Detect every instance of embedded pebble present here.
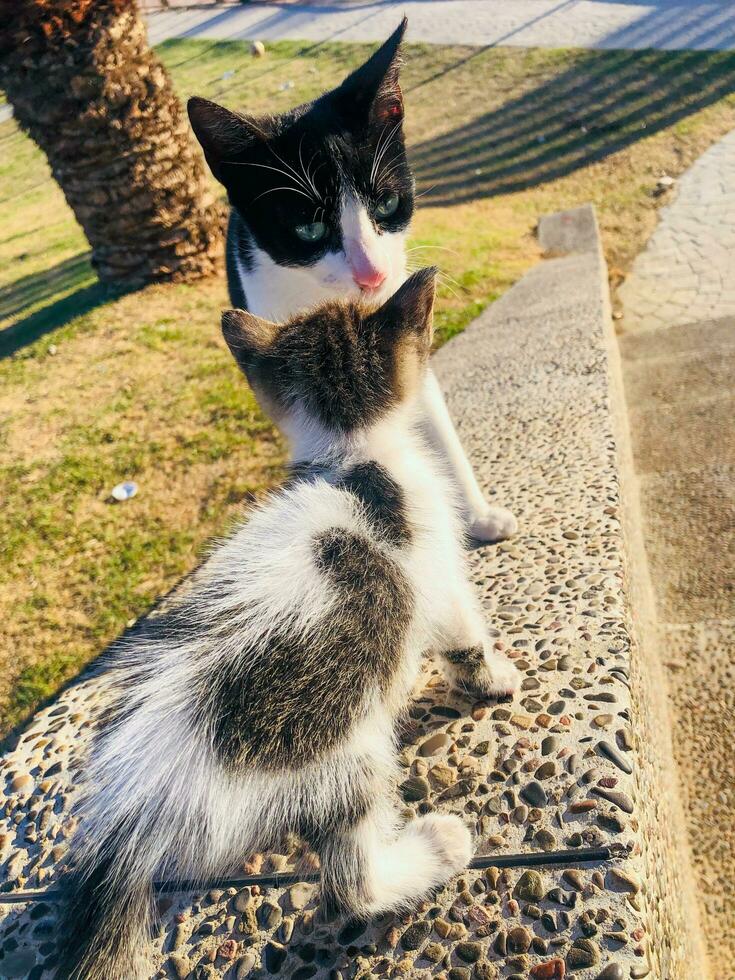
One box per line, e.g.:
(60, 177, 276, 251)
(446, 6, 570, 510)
(258, 901, 282, 931)
(419, 733, 451, 757)
(597, 741, 633, 774)
(507, 926, 531, 953)
(288, 883, 314, 911)
(514, 870, 545, 902)
(521, 780, 547, 807)
(169, 953, 191, 980)
(596, 965, 625, 980)
(535, 761, 556, 780)
(610, 868, 641, 894)
(400, 919, 431, 950)
(566, 939, 600, 967)
(563, 869, 584, 891)
(264, 941, 287, 973)
(400, 775, 430, 801)
(530, 960, 566, 978)
(592, 786, 634, 813)
(535, 829, 556, 851)
(456, 940, 483, 962)
(233, 888, 251, 912)
(236, 953, 256, 978)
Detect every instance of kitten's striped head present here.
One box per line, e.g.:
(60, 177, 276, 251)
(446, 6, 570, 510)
(222, 267, 436, 435)
(188, 20, 412, 311)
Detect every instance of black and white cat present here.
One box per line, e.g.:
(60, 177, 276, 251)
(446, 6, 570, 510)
(188, 20, 517, 543)
(57, 271, 520, 980)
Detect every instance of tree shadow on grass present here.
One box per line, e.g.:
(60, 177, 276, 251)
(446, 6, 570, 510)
(0, 253, 112, 359)
(410, 49, 735, 208)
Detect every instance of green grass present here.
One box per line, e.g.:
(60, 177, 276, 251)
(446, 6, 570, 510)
(1, 37, 734, 739)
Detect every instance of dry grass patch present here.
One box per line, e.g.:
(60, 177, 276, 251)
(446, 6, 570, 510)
(1, 38, 734, 738)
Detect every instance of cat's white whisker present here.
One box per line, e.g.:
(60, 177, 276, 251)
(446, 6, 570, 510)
(406, 244, 460, 258)
(298, 135, 323, 204)
(269, 143, 316, 199)
(251, 185, 315, 205)
(370, 121, 395, 187)
(371, 121, 402, 191)
(226, 160, 317, 202)
(437, 269, 465, 291)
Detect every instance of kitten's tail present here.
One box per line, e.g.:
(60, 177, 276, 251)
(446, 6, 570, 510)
(56, 821, 156, 980)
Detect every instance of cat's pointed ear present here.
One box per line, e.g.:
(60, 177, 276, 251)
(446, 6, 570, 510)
(188, 97, 272, 182)
(377, 266, 437, 338)
(221, 309, 278, 371)
(336, 18, 406, 127)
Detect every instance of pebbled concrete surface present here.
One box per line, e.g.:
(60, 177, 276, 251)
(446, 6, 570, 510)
(145, 0, 735, 52)
(0, 207, 702, 978)
(620, 127, 735, 977)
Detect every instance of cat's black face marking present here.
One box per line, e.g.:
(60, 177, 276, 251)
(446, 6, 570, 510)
(221, 267, 437, 435)
(188, 20, 414, 272)
(338, 462, 411, 546)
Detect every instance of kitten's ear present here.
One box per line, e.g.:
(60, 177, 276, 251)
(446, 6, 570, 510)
(377, 266, 437, 338)
(221, 309, 278, 371)
(188, 97, 271, 182)
(336, 18, 406, 126)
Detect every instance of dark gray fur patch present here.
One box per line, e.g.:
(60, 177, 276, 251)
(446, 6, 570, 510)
(202, 529, 412, 772)
(243, 303, 405, 432)
(443, 645, 485, 668)
(338, 461, 410, 546)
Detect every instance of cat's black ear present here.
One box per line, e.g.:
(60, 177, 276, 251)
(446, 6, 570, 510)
(221, 309, 278, 371)
(188, 97, 272, 182)
(336, 18, 407, 127)
(377, 266, 437, 336)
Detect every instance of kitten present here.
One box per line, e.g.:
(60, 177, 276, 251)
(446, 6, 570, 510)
(57, 269, 519, 980)
(187, 20, 518, 543)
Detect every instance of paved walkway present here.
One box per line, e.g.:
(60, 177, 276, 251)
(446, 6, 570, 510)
(146, 0, 735, 52)
(619, 128, 735, 331)
(619, 125, 735, 975)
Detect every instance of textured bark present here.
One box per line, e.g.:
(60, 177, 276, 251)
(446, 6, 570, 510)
(0, 0, 224, 287)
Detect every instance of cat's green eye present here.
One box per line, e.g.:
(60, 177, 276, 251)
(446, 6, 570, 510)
(374, 192, 400, 220)
(295, 221, 328, 243)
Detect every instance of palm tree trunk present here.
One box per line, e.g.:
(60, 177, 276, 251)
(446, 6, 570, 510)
(0, 0, 224, 287)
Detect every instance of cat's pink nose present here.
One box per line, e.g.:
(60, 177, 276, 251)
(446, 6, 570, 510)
(353, 268, 386, 290)
(345, 238, 387, 291)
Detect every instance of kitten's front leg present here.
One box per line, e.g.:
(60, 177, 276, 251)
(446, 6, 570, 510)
(435, 589, 520, 700)
(420, 370, 518, 543)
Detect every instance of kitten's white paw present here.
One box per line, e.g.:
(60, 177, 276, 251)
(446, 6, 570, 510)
(417, 813, 473, 873)
(481, 655, 522, 698)
(450, 649, 521, 700)
(469, 505, 518, 542)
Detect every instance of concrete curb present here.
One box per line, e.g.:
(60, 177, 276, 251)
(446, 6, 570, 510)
(0, 208, 702, 979)
(586, 208, 709, 980)
(541, 204, 709, 977)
